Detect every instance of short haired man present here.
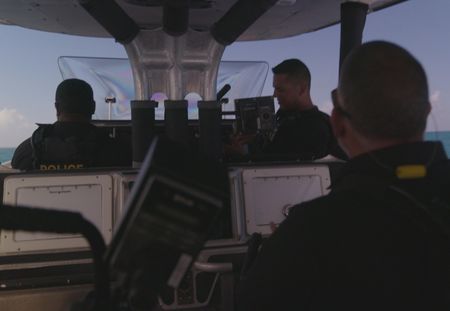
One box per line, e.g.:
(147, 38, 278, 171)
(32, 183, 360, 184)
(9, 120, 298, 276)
(237, 41, 450, 310)
(265, 58, 339, 159)
(12, 79, 131, 170)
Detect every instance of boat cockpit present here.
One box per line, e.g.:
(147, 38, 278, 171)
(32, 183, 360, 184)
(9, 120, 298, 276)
(0, 0, 407, 310)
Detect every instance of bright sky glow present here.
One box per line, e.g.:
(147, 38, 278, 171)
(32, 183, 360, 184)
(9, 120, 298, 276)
(0, 0, 448, 147)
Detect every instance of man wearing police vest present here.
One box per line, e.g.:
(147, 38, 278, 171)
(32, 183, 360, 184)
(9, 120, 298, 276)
(12, 79, 130, 170)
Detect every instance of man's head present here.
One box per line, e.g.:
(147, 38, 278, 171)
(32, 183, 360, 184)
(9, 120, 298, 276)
(55, 79, 95, 122)
(331, 41, 431, 158)
(272, 59, 312, 111)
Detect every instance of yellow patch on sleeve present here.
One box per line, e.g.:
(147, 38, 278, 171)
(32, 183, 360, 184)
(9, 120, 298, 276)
(395, 165, 427, 179)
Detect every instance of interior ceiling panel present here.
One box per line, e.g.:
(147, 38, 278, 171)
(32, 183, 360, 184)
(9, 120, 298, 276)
(0, 0, 407, 41)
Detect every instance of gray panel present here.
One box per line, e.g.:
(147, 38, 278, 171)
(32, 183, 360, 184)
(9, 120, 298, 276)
(234, 164, 331, 236)
(1, 174, 113, 254)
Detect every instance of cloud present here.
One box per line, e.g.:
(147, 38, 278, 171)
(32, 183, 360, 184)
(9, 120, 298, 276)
(0, 108, 35, 147)
(0, 108, 30, 128)
(427, 90, 450, 132)
(320, 100, 333, 115)
(430, 90, 441, 106)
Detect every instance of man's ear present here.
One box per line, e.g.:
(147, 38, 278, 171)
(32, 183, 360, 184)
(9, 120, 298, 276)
(331, 108, 346, 138)
(298, 81, 308, 97)
(55, 102, 60, 116)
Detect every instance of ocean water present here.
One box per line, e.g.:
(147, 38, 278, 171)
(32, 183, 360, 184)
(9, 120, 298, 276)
(425, 131, 450, 156)
(0, 148, 15, 163)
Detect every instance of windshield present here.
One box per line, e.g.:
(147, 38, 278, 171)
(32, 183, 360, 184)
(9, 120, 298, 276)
(58, 57, 269, 120)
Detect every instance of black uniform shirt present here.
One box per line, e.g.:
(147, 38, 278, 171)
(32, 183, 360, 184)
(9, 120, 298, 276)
(238, 142, 450, 311)
(12, 121, 131, 170)
(263, 106, 338, 159)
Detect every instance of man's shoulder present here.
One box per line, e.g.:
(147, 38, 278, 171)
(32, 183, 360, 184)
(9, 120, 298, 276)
(286, 191, 361, 226)
(284, 107, 330, 128)
(11, 137, 33, 169)
(304, 107, 331, 123)
(281, 115, 324, 130)
(16, 137, 32, 149)
(287, 193, 337, 219)
(431, 159, 450, 174)
(288, 160, 450, 222)
(292, 191, 346, 210)
(317, 109, 331, 121)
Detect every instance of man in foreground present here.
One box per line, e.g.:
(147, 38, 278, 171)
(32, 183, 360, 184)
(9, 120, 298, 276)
(238, 41, 450, 310)
(12, 79, 130, 170)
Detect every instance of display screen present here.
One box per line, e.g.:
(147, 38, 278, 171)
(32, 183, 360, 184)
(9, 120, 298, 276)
(131, 178, 221, 254)
(235, 96, 275, 134)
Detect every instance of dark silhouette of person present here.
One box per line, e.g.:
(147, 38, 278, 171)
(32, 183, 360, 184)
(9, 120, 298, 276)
(12, 79, 131, 170)
(228, 59, 342, 160)
(266, 59, 338, 158)
(238, 41, 450, 311)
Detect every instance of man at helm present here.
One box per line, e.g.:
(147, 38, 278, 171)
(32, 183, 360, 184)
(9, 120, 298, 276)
(229, 59, 342, 159)
(266, 58, 338, 158)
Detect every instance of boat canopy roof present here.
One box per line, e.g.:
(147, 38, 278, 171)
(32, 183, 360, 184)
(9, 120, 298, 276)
(0, 0, 406, 41)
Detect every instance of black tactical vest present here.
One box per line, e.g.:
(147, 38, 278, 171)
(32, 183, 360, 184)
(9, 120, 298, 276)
(30, 124, 108, 170)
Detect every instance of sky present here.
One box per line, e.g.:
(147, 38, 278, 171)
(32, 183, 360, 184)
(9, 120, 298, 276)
(0, 0, 449, 147)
